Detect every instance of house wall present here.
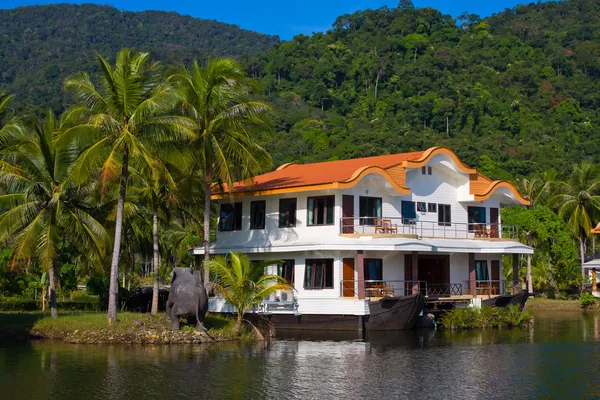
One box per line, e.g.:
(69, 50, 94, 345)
(215, 156, 510, 249)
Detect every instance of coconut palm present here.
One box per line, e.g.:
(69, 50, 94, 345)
(168, 59, 272, 285)
(0, 110, 110, 318)
(517, 170, 557, 207)
(61, 49, 194, 323)
(552, 161, 600, 274)
(128, 158, 181, 314)
(206, 252, 290, 338)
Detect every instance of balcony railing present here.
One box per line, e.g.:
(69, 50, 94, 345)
(340, 217, 519, 240)
(340, 280, 519, 298)
(340, 280, 426, 298)
(463, 280, 519, 296)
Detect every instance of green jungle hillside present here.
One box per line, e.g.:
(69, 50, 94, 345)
(0, 4, 278, 113)
(2, 1, 600, 179)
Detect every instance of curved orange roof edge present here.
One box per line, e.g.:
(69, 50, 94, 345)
(592, 222, 600, 234)
(276, 162, 299, 171)
(474, 180, 530, 205)
(210, 166, 411, 199)
(336, 165, 410, 194)
(402, 146, 477, 174)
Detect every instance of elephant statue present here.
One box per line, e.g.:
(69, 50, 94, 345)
(166, 267, 209, 331)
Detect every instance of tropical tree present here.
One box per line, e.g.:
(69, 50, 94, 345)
(552, 161, 600, 274)
(62, 49, 194, 323)
(128, 158, 180, 315)
(206, 252, 290, 338)
(0, 110, 110, 318)
(169, 58, 272, 284)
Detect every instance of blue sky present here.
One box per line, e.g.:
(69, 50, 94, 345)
(2, 1, 536, 39)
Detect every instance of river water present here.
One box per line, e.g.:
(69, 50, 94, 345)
(1, 311, 600, 400)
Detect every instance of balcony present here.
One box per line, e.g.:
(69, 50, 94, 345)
(340, 217, 519, 240)
(340, 279, 519, 299)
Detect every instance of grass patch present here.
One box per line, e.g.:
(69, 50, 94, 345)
(0, 311, 253, 344)
(439, 305, 531, 330)
(526, 296, 600, 312)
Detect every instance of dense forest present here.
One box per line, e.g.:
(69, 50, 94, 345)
(0, 4, 278, 114)
(2, 2, 600, 179)
(252, 0, 600, 179)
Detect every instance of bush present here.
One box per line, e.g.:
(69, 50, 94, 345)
(439, 305, 530, 329)
(580, 292, 596, 309)
(0, 296, 101, 312)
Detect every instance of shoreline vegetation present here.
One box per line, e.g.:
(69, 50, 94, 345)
(439, 305, 531, 330)
(0, 312, 261, 344)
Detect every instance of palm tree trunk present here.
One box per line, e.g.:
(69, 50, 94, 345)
(527, 234, 533, 293)
(527, 255, 533, 293)
(580, 234, 586, 293)
(108, 145, 129, 324)
(151, 203, 159, 315)
(48, 260, 58, 319)
(203, 177, 211, 286)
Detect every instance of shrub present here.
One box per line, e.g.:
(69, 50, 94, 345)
(580, 292, 596, 309)
(0, 296, 101, 312)
(439, 305, 530, 329)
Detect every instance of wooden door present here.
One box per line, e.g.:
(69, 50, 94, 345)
(342, 258, 355, 297)
(490, 208, 499, 238)
(404, 254, 413, 295)
(342, 195, 354, 233)
(491, 260, 500, 294)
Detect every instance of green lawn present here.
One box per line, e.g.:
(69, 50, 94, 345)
(0, 311, 243, 343)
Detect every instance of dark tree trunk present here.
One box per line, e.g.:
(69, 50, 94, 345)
(151, 203, 159, 315)
(203, 177, 212, 287)
(108, 145, 129, 324)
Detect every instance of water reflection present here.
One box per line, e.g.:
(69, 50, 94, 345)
(0, 312, 600, 399)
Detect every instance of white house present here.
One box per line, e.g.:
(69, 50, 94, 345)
(195, 146, 533, 330)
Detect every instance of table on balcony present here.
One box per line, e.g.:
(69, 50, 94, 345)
(365, 283, 394, 297)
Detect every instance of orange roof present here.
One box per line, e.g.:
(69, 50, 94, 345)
(226, 151, 424, 193)
(212, 146, 530, 205)
(592, 222, 600, 234)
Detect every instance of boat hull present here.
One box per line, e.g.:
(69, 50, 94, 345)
(262, 293, 425, 331)
(482, 291, 529, 309)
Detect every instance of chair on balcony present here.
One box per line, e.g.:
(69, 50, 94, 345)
(474, 224, 489, 238)
(375, 219, 398, 234)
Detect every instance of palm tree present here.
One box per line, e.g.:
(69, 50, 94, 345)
(517, 170, 557, 207)
(128, 158, 180, 314)
(169, 58, 272, 285)
(552, 161, 600, 274)
(0, 110, 110, 318)
(61, 49, 194, 323)
(206, 252, 290, 339)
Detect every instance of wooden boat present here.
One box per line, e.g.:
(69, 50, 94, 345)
(263, 293, 425, 332)
(482, 291, 529, 309)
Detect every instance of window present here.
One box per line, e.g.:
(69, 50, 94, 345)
(401, 200, 416, 224)
(364, 259, 383, 281)
(278, 260, 295, 286)
(428, 203, 437, 213)
(304, 259, 334, 289)
(427, 166, 432, 175)
(307, 196, 334, 226)
(359, 197, 382, 225)
(438, 204, 451, 226)
(475, 260, 489, 281)
(219, 202, 242, 231)
(421, 166, 427, 175)
(417, 202, 427, 212)
(279, 198, 297, 227)
(468, 206, 486, 231)
(250, 201, 266, 229)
